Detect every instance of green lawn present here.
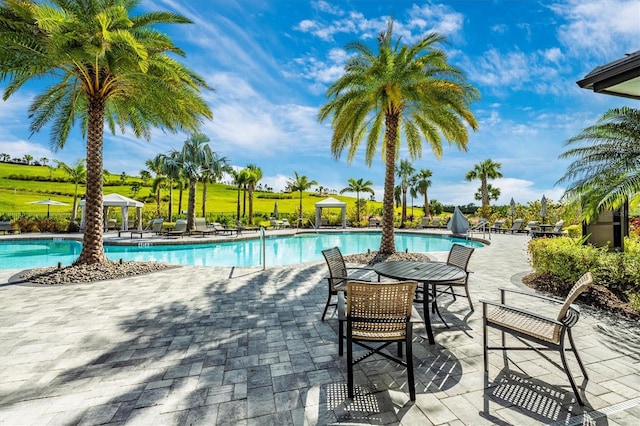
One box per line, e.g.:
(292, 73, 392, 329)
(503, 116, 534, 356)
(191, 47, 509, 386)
(0, 162, 383, 222)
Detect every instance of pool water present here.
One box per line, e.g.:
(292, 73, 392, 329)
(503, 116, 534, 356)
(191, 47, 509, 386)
(0, 233, 482, 269)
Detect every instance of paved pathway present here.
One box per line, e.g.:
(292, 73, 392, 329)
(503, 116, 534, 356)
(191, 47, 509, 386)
(1, 232, 639, 425)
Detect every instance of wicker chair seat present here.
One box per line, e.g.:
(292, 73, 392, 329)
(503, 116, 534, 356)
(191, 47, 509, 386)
(485, 305, 560, 344)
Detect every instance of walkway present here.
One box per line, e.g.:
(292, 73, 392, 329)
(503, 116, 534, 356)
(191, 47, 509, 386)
(1, 233, 639, 425)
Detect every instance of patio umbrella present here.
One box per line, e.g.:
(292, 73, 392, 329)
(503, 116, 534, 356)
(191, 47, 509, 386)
(510, 198, 516, 225)
(447, 206, 469, 235)
(273, 201, 279, 219)
(27, 198, 68, 218)
(540, 195, 547, 223)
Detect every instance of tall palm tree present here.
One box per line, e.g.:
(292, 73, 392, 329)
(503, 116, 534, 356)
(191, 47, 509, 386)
(318, 20, 479, 254)
(201, 153, 230, 218)
(55, 159, 86, 220)
(557, 107, 640, 222)
(287, 171, 317, 226)
(244, 164, 263, 224)
(146, 155, 166, 218)
(396, 159, 415, 227)
(465, 159, 503, 217)
(411, 169, 433, 218)
(340, 178, 374, 223)
(171, 133, 214, 230)
(159, 152, 183, 221)
(474, 183, 500, 203)
(0, 0, 212, 265)
(230, 169, 249, 220)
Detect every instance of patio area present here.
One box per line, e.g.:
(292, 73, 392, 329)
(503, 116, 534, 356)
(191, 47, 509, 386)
(1, 233, 639, 425)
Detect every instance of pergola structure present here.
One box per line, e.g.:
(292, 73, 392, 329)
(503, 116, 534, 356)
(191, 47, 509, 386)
(314, 197, 347, 229)
(80, 193, 144, 231)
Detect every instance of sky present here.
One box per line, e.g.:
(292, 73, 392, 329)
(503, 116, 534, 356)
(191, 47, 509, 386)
(1, 0, 639, 206)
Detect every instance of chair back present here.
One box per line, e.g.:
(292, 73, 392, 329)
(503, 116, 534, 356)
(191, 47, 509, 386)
(194, 217, 207, 231)
(151, 219, 164, 233)
(322, 247, 347, 290)
(509, 218, 524, 231)
(557, 272, 593, 322)
(173, 220, 187, 232)
(447, 243, 474, 272)
(492, 220, 503, 229)
(346, 280, 417, 340)
(553, 220, 565, 233)
(421, 217, 430, 227)
(432, 217, 441, 226)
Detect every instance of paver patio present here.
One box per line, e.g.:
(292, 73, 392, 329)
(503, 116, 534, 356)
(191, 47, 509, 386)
(1, 232, 639, 425)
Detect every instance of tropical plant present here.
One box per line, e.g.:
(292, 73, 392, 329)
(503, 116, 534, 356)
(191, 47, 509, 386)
(55, 159, 86, 220)
(201, 153, 230, 218)
(557, 107, 640, 222)
(146, 155, 167, 218)
(411, 169, 433, 218)
(170, 133, 215, 230)
(340, 178, 374, 223)
(465, 159, 503, 217)
(244, 164, 263, 223)
(139, 170, 151, 185)
(318, 20, 479, 254)
(23, 154, 33, 165)
(0, 0, 212, 264)
(39, 157, 49, 166)
(396, 159, 415, 227)
(230, 169, 248, 220)
(474, 183, 500, 203)
(287, 171, 317, 225)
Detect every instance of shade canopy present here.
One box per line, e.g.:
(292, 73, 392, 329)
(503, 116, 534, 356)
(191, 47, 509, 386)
(314, 197, 347, 229)
(79, 193, 144, 231)
(509, 198, 516, 217)
(447, 206, 469, 235)
(540, 195, 548, 220)
(28, 198, 69, 218)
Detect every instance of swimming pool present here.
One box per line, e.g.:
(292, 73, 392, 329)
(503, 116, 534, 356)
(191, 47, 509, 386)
(0, 233, 483, 269)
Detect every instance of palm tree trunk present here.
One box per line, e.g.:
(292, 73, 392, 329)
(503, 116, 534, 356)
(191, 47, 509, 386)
(168, 179, 173, 221)
(248, 185, 255, 223)
(242, 187, 247, 217)
(356, 191, 360, 223)
(202, 180, 208, 218)
(380, 114, 398, 255)
(424, 192, 430, 218)
(188, 178, 197, 230)
(75, 96, 107, 265)
(236, 187, 241, 219)
(401, 186, 407, 227)
(178, 183, 184, 216)
(72, 182, 79, 221)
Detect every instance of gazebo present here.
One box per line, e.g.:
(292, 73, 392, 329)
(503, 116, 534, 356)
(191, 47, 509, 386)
(314, 197, 347, 229)
(79, 193, 144, 231)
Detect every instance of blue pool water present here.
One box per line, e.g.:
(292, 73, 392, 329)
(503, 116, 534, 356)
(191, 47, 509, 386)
(0, 233, 482, 269)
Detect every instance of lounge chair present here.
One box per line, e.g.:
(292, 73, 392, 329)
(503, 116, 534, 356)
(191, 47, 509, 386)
(421, 216, 430, 228)
(320, 246, 375, 321)
(212, 222, 236, 236)
(368, 217, 378, 227)
(190, 217, 216, 237)
(270, 218, 283, 229)
(164, 219, 187, 238)
(481, 272, 593, 405)
(531, 220, 566, 238)
(129, 218, 164, 238)
(338, 280, 420, 401)
(489, 220, 504, 233)
(503, 218, 524, 234)
(522, 220, 540, 235)
(431, 217, 442, 228)
(281, 218, 292, 228)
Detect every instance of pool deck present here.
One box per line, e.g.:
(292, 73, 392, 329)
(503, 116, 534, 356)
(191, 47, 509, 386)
(1, 230, 639, 425)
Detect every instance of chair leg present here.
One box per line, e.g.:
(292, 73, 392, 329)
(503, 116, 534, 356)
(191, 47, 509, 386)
(406, 327, 416, 401)
(483, 313, 489, 372)
(339, 319, 344, 356)
(465, 284, 474, 311)
(559, 337, 584, 406)
(347, 323, 354, 399)
(321, 294, 332, 321)
(567, 329, 588, 379)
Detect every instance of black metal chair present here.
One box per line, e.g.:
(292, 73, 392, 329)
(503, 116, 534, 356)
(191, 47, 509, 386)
(338, 280, 419, 401)
(481, 272, 593, 405)
(320, 247, 373, 321)
(436, 243, 475, 311)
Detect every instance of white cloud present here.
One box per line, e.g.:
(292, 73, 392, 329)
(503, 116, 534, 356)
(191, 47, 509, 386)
(313, 0, 344, 16)
(0, 140, 54, 161)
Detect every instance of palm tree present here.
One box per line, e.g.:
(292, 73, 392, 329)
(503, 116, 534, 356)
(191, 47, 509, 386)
(396, 159, 415, 227)
(139, 170, 151, 185)
(244, 164, 263, 224)
(287, 171, 317, 226)
(0, 0, 212, 265)
(159, 152, 182, 221)
(201, 153, 230, 217)
(146, 155, 167, 218)
(557, 107, 640, 222)
(55, 159, 86, 220)
(318, 20, 479, 254)
(23, 154, 33, 165)
(465, 159, 503, 217)
(340, 178, 374, 223)
(171, 133, 214, 230)
(411, 169, 433, 218)
(474, 183, 500, 203)
(230, 169, 248, 220)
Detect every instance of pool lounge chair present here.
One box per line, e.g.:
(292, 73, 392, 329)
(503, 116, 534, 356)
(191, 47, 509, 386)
(212, 222, 237, 236)
(522, 220, 540, 235)
(164, 219, 187, 238)
(190, 217, 216, 237)
(489, 220, 504, 233)
(281, 218, 292, 228)
(503, 218, 524, 234)
(531, 220, 566, 238)
(270, 218, 284, 229)
(129, 218, 164, 238)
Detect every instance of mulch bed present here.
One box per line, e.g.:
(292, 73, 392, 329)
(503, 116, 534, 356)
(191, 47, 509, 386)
(522, 273, 640, 321)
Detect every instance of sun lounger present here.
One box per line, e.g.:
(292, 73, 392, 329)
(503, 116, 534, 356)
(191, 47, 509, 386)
(129, 218, 164, 238)
(503, 218, 524, 234)
(190, 217, 216, 237)
(0, 221, 19, 234)
(164, 219, 187, 238)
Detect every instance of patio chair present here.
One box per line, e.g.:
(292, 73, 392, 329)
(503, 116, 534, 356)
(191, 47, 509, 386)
(504, 218, 524, 234)
(431, 217, 442, 228)
(368, 217, 378, 227)
(522, 220, 540, 234)
(281, 218, 292, 228)
(164, 219, 187, 238)
(320, 247, 374, 321)
(489, 220, 504, 233)
(481, 272, 593, 406)
(190, 217, 216, 237)
(436, 243, 475, 311)
(270, 218, 283, 229)
(531, 220, 566, 238)
(338, 280, 419, 401)
(130, 218, 164, 238)
(212, 222, 236, 236)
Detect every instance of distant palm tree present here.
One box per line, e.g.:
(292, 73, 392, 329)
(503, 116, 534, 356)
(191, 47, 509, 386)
(55, 159, 86, 220)
(231, 169, 249, 220)
(39, 157, 49, 167)
(146, 155, 167, 218)
(245, 164, 263, 223)
(171, 133, 214, 230)
(318, 20, 479, 254)
(465, 159, 503, 217)
(557, 107, 640, 221)
(201, 153, 230, 217)
(411, 169, 433, 218)
(0, 0, 212, 264)
(23, 154, 33, 165)
(288, 171, 317, 226)
(340, 178, 374, 223)
(396, 159, 415, 226)
(139, 170, 152, 185)
(474, 183, 500, 203)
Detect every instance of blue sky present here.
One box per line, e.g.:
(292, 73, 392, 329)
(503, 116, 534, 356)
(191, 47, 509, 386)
(1, 0, 638, 206)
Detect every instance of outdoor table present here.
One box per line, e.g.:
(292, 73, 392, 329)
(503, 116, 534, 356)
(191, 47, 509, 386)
(373, 261, 466, 344)
(538, 224, 555, 230)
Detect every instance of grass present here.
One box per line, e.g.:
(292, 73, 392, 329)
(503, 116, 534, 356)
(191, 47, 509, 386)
(0, 162, 383, 221)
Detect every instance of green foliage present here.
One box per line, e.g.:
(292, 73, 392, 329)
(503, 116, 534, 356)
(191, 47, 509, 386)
(529, 236, 640, 304)
(564, 224, 582, 238)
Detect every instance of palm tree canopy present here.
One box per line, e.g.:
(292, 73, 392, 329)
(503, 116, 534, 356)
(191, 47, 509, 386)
(340, 178, 374, 195)
(557, 107, 640, 220)
(288, 171, 318, 194)
(465, 159, 503, 182)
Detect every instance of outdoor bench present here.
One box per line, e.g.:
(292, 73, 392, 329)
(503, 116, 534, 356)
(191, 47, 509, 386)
(0, 221, 20, 234)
